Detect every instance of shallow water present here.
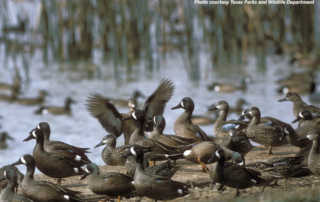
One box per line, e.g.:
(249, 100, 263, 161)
(0, 51, 315, 174)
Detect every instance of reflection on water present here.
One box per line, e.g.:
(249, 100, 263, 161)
(0, 53, 315, 174)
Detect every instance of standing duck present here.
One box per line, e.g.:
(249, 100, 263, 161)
(121, 146, 190, 201)
(24, 122, 91, 167)
(171, 97, 212, 142)
(14, 90, 49, 106)
(11, 154, 84, 202)
(81, 163, 135, 202)
(86, 79, 175, 144)
(23, 128, 86, 185)
(0, 168, 33, 202)
(34, 97, 76, 115)
(242, 107, 287, 155)
(149, 115, 198, 147)
(292, 109, 320, 130)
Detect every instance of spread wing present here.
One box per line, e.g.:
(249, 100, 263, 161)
(86, 93, 123, 137)
(143, 79, 175, 128)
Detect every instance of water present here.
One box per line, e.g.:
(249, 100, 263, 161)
(0, 52, 315, 175)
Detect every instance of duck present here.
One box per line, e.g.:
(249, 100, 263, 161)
(276, 71, 314, 86)
(292, 109, 320, 130)
(0, 167, 33, 202)
(171, 97, 212, 142)
(208, 100, 248, 140)
(80, 163, 135, 202)
(86, 78, 175, 144)
(207, 148, 265, 197)
(229, 98, 250, 115)
(14, 90, 49, 106)
(298, 131, 320, 176)
(281, 124, 313, 149)
(241, 107, 288, 155)
(0, 132, 15, 149)
(94, 134, 133, 166)
(0, 89, 18, 102)
(0, 165, 24, 193)
(11, 154, 84, 202)
(24, 122, 91, 167)
(107, 90, 145, 107)
(220, 128, 254, 157)
(207, 76, 251, 93)
(23, 128, 86, 185)
(34, 97, 76, 115)
(121, 146, 191, 201)
(149, 115, 198, 147)
(190, 114, 216, 126)
(278, 92, 320, 118)
(277, 80, 315, 95)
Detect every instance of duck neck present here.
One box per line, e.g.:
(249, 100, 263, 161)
(25, 164, 35, 180)
(43, 131, 50, 141)
(133, 120, 144, 137)
(65, 102, 72, 111)
(35, 138, 45, 151)
(5, 181, 15, 192)
(311, 139, 320, 155)
(250, 114, 260, 126)
(177, 111, 192, 124)
(107, 140, 116, 149)
(216, 157, 225, 177)
(218, 108, 228, 122)
(135, 155, 145, 172)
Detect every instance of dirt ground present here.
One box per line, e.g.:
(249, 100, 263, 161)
(28, 145, 320, 202)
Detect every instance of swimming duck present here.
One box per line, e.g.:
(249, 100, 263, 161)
(121, 146, 191, 201)
(0, 165, 24, 193)
(278, 92, 320, 118)
(0, 90, 18, 102)
(207, 76, 251, 93)
(171, 97, 212, 142)
(24, 128, 86, 185)
(11, 154, 84, 202)
(86, 79, 175, 144)
(276, 71, 314, 86)
(208, 100, 248, 140)
(0, 132, 15, 149)
(207, 148, 265, 197)
(149, 115, 198, 147)
(24, 122, 91, 167)
(190, 114, 216, 126)
(81, 163, 135, 202)
(0, 168, 33, 202)
(277, 81, 315, 95)
(241, 107, 288, 155)
(229, 98, 250, 115)
(107, 90, 145, 107)
(298, 131, 320, 176)
(14, 90, 49, 106)
(292, 109, 320, 130)
(34, 97, 76, 115)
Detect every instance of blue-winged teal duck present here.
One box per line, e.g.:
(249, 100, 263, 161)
(207, 148, 265, 197)
(86, 79, 175, 144)
(277, 81, 315, 95)
(298, 131, 320, 176)
(276, 71, 314, 86)
(0, 132, 14, 149)
(220, 128, 254, 157)
(14, 90, 49, 106)
(207, 76, 251, 93)
(24, 122, 91, 167)
(34, 97, 76, 115)
(24, 128, 86, 185)
(149, 115, 198, 147)
(121, 146, 191, 201)
(172, 97, 212, 142)
(107, 90, 145, 107)
(278, 92, 320, 118)
(81, 163, 135, 202)
(281, 124, 313, 149)
(208, 100, 248, 140)
(11, 154, 84, 202)
(0, 168, 33, 202)
(94, 134, 132, 166)
(0, 165, 24, 193)
(292, 109, 320, 129)
(144, 159, 180, 178)
(241, 107, 288, 155)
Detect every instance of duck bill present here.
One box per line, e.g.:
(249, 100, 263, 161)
(291, 117, 301, 124)
(80, 173, 90, 180)
(207, 105, 217, 111)
(207, 155, 218, 164)
(278, 98, 288, 102)
(171, 103, 182, 110)
(238, 115, 246, 121)
(121, 150, 133, 158)
(23, 132, 35, 142)
(297, 137, 309, 142)
(11, 159, 22, 167)
(94, 141, 104, 148)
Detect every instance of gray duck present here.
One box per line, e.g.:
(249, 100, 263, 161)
(81, 163, 135, 202)
(207, 148, 265, 197)
(86, 78, 175, 144)
(121, 146, 191, 201)
(292, 109, 320, 130)
(0, 132, 14, 149)
(149, 115, 198, 147)
(0, 165, 24, 193)
(171, 97, 212, 142)
(11, 154, 84, 202)
(0, 167, 33, 202)
(24, 122, 91, 167)
(34, 97, 76, 115)
(14, 90, 49, 106)
(24, 128, 86, 185)
(241, 107, 288, 155)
